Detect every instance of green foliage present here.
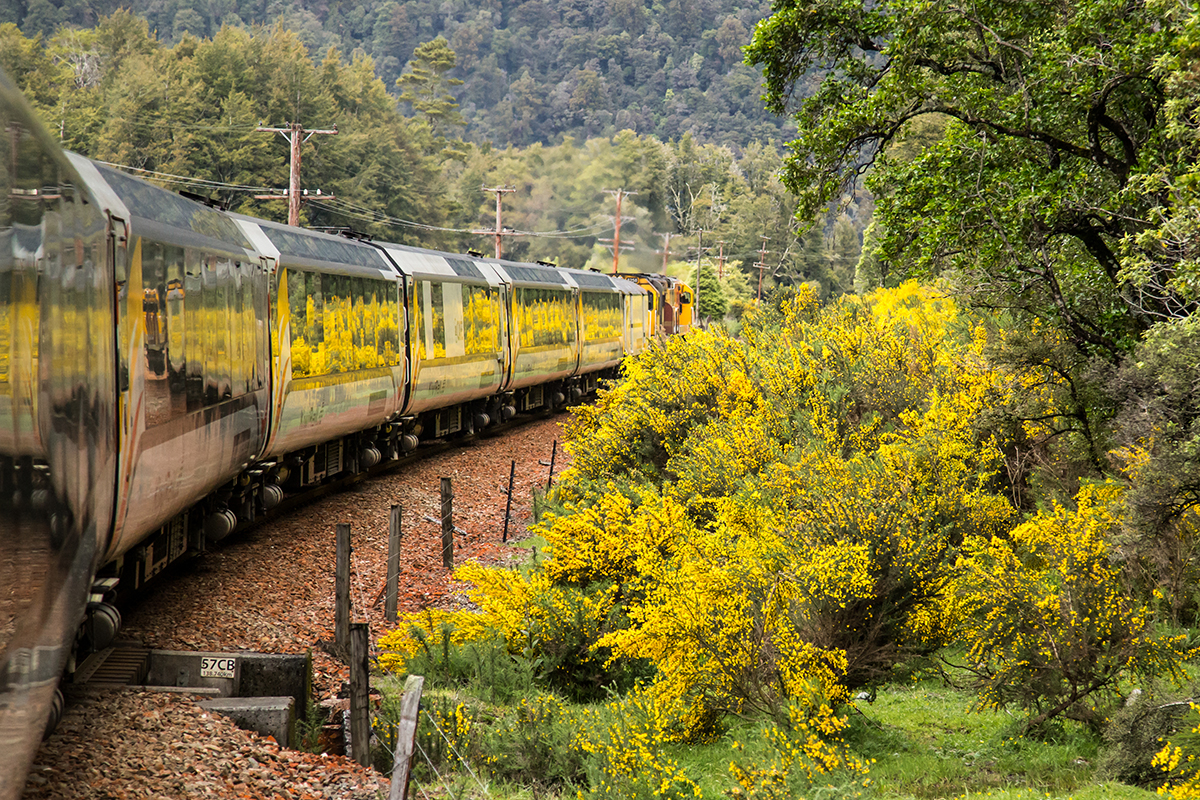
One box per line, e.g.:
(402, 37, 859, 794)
(950, 483, 1191, 734)
(1154, 704, 1200, 800)
(9, 0, 793, 151)
(1099, 689, 1192, 789)
(396, 35, 465, 143)
(745, 0, 1191, 357)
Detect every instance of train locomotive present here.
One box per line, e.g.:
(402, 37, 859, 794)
(0, 67, 698, 796)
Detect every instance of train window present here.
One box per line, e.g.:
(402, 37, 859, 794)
(381, 283, 400, 366)
(463, 284, 496, 356)
(323, 273, 348, 374)
(233, 264, 247, 394)
(184, 250, 203, 411)
(581, 292, 621, 342)
(142, 242, 170, 426)
(165, 247, 185, 398)
(211, 256, 232, 402)
(429, 281, 446, 358)
(351, 277, 368, 369)
(305, 271, 324, 374)
(287, 267, 402, 378)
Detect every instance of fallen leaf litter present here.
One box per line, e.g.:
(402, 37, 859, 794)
(23, 416, 571, 799)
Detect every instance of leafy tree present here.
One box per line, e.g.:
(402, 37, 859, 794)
(745, 0, 1185, 358)
(690, 262, 727, 322)
(396, 35, 465, 140)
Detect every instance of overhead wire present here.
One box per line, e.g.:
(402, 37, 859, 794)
(99, 158, 619, 240)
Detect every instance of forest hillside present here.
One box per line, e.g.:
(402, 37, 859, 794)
(2, 0, 795, 148)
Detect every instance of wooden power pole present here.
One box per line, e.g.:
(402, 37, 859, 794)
(756, 236, 769, 303)
(256, 122, 337, 226)
(478, 186, 515, 259)
(604, 189, 637, 274)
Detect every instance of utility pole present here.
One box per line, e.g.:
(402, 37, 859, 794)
(716, 240, 726, 279)
(604, 189, 638, 274)
(479, 186, 515, 259)
(256, 122, 337, 226)
(755, 236, 769, 303)
(694, 229, 704, 328)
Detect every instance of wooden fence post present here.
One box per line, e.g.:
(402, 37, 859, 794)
(440, 477, 454, 570)
(386, 505, 402, 621)
(348, 622, 371, 768)
(388, 674, 425, 800)
(336, 523, 351, 654)
(502, 459, 516, 543)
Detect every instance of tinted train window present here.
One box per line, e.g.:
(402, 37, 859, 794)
(581, 292, 621, 341)
(517, 287, 575, 348)
(131, 238, 259, 425)
(286, 267, 400, 379)
(464, 284, 497, 356)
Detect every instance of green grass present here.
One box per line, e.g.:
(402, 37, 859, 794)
(378, 671, 1163, 799)
(846, 680, 1157, 800)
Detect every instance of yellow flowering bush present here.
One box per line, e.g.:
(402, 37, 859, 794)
(729, 689, 870, 800)
(949, 482, 1191, 732)
(577, 687, 703, 800)
(1155, 705, 1200, 799)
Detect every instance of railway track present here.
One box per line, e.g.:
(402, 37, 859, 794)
(24, 414, 572, 798)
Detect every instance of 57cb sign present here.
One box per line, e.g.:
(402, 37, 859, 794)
(200, 656, 237, 679)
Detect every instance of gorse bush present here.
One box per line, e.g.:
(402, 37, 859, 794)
(949, 482, 1191, 734)
(378, 281, 1196, 779)
(382, 283, 1021, 734)
(729, 691, 871, 800)
(1155, 705, 1200, 799)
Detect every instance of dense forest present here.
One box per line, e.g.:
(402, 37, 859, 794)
(1, 0, 794, 148)
(0, 13, 863, 297)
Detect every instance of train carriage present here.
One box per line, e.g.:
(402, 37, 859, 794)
(377, 243, 508, 438)
(65, 156, 271, 581)
(614, 275, 651, 359)
(232, 216, 406, 490)
(490, 262, 580, 411)
(0, 79, 118, 798)
(0, 62, 685, 796)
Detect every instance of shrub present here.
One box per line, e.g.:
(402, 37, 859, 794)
(1099, 688, 1192, 788)
(1155, 705, 1200, 799)
(728, 685, 871, 800)
(950, 482, 1191, 733)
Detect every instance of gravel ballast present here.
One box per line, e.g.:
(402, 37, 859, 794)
(22, 416, 571, 798)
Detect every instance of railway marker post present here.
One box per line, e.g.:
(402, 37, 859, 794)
(386, 505, 402, 621)
(440, 478, 454, 570)
(336, 523, 351, 655)
(348, 622, 371, 768)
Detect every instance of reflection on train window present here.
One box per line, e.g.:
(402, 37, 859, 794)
(286, 267, 400, 379)
(463, 284, 498, 355)
(135, 238, 263, 427)
(516, 287, 575, 348)
(581, 292, 621, 341)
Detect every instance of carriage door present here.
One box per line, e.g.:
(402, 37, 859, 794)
(497, 283, 513, 388)
(107, 212, 135, 551)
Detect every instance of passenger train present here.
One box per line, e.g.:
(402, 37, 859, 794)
(0, 67, 693, 797)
